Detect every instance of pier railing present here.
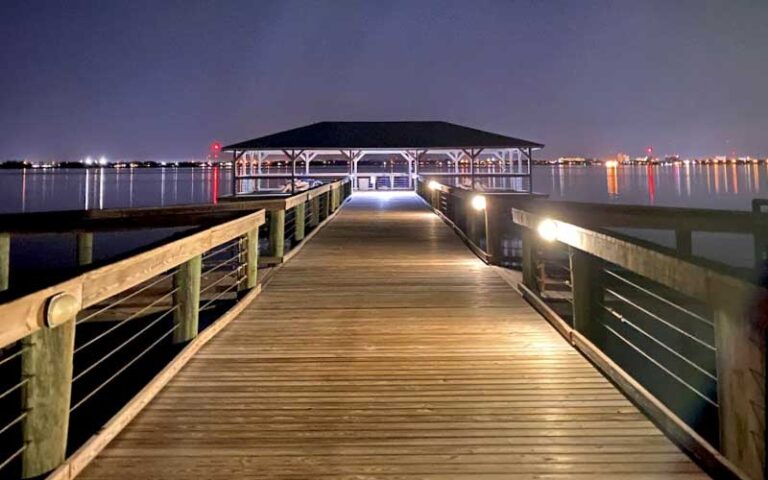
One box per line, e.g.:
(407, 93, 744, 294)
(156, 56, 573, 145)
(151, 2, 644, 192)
(0, 179, 350, 479)
(222, 178, 351, 264)
(416, 177, 767, 479)
(416, 177, 544, 264)
(0, 179, 351, 297)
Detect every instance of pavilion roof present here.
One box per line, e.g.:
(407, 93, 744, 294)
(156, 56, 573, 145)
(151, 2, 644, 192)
(224, 121, 543, 151)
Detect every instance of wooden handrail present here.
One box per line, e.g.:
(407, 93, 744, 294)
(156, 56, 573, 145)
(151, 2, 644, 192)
(0, 210, 265, 349)
(0, 179, 357, 479)
(511, 207, 767, 480)
(0, 178, 349, 233)
(521, 199, 768, 234)
(418, 177, 768, 234)
(511, 208, 760, 304)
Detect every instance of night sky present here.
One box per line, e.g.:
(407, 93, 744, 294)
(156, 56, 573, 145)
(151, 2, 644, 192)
(1, 0, 766, 161)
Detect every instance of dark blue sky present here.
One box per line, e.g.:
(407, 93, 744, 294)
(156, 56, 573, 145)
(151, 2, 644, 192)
(1, 0, 766, 161)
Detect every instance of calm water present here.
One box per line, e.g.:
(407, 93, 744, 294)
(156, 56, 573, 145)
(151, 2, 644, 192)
(0, 164, 765, 270)
(1, 164, 766, 213)
(535, 163, 768, 210)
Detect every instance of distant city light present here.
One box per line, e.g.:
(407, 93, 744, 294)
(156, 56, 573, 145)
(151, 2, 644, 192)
(537, 219, 558, 242)
(84, 156, 93, 165)
(471, 195, 486, 211)
(98, 156, 107, 166)
(605, 160, 618, 168)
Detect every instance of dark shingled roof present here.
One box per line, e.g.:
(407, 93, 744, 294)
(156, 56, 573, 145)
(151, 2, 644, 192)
(224, 121, 543, 151)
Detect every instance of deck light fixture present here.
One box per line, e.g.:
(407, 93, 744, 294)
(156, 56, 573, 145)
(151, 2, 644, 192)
(537, 218, 558, 242)
(471, 195, 486, 211)
(428, 180, 441, 191)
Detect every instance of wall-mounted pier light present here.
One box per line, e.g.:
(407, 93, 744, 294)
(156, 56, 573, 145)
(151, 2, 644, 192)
(537, 218, 559, 242)
(427, 180, 441, 191)
(471, 195, 486, 211)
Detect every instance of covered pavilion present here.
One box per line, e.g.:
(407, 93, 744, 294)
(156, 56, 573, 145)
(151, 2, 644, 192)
(223, 121, 543, 194)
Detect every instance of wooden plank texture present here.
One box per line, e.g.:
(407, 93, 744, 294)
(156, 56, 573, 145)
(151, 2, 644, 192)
(78, 192, 707, 480)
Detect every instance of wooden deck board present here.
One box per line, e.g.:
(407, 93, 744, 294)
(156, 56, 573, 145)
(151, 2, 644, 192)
(79, 192, 708, 479)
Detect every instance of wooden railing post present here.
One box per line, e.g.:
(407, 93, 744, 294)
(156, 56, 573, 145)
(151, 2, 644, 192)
(294, 202, 306, 242)
(714, 296, 766, 479)
(21, 308, 76, 477)
(172, 255, 201, 344)
(569, 248, 604, 341)
(430, 188, 439, 210)
(0, 232, 9, 292)
(245, 228, 259, 289)
(521, 228, 539, 295)
(483, 198, 504, 264)
(323, 192, 330, 219)
(675, 228, 692, 257)
(270, 209, 286, 258)
(310, 196, 320, 227)
(77, 232, 93, 266)
(466, 196, 479, 244)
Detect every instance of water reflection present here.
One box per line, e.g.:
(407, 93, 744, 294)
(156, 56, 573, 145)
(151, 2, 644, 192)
(1, 164, 768, 214)
(534, 164, 768, 210)
(606, 165, 618, 197)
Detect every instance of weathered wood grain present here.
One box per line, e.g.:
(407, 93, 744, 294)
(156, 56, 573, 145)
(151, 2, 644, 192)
(78, 192, 707, 480)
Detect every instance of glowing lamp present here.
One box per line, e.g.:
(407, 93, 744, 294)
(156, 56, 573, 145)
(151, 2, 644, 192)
(427, 180, 441, 191)
(604, 160, 618, 168)
(537, 218, 558, 242)
(471, 195, 486, 211)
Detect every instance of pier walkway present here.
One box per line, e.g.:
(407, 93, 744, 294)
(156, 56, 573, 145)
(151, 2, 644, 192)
(79, 192, 706, 479)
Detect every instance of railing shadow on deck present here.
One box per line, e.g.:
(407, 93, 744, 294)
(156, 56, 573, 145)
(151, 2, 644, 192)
(416, 176, 768, 480)
(0, 179, 351, 479)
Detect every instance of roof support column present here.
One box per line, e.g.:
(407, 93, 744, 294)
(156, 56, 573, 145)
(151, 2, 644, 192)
(231, 150, 246, 197)
(447, 151, 461, 177)
(339, 150, 363, 190)
(403, 150, 427, 190)
(517, 147, 534, 193)
(300, 152, 317, 176)
(282, 149, 304, 194)
(462, 148, 483, 191)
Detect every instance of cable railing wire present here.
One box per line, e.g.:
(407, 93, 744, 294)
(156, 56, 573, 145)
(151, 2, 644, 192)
(72, 304, 179, 385)
(603, 268, 713, 327)
(74, 286, 180, 355)
(603, 322, 719, 408)
(76, 267, 178, 325)
(200, 276, 246, 312)
(0, 445, 26, 474)
(604, 286, 716, 351)
(70, 322, 180, 413)
(199, 265, 244, 296)
(0, 378, 28, 403)
(0, 412, 27, 439)
(201, 240, 242, 261)
(600, 301, 716, 383)
(0, 347, 27, 369)
(201, 254, 242, 280)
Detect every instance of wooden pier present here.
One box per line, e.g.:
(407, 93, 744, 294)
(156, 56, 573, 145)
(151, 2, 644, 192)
(0, 172, 765, 479)
(75, 192, 705, 479)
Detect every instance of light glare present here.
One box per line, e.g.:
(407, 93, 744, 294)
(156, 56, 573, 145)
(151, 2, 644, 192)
(537, 218, 558, 242)
(471, 195, 486, 211)
(427, 180, 441, 191)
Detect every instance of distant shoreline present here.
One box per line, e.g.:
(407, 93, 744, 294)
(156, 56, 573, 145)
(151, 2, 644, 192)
(1, 158, 766, 170)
